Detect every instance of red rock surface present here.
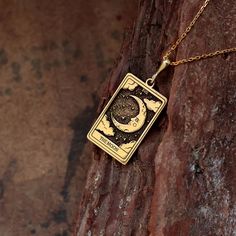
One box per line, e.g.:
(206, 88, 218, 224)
(75, 0, 236, 235)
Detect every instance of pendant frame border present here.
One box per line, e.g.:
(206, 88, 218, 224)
(87, 73, 167, 165)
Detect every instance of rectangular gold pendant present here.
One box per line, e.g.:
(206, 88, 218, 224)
(87, 73, 167, 164)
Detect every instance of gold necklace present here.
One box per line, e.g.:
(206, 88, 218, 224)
(87, 0, 236, 165)
(147, 0, 236, 87)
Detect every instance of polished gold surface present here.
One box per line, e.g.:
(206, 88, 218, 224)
(87, 73, 167, 164)
(147, 58, 170, 87)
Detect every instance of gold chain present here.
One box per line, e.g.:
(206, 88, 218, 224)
(163, 0, 236, 66)
(147, 0, 236, 85)
(170, 48, 236, 66)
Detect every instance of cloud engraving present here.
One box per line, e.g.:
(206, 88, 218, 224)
(123, 79, 138, 91)
(97, 115, 115, 136)
(144, 98, 162, 112)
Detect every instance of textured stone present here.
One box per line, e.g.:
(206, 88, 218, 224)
(75, 0, 236, 235)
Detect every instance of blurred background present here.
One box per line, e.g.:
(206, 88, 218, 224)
(0, 0, 137, 235)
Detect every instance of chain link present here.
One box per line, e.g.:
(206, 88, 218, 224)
(170, 48, 236, 66)
(163, 0, 236, 66)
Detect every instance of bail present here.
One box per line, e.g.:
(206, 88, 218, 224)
(146, 58, 170, 87)
(152, 58, 171, 81)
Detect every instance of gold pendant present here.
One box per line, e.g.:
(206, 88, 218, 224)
(87, 73, 167, 164)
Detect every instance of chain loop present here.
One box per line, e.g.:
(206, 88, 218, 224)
(170, 48, 236, 66)
(163, 0, 236, 66)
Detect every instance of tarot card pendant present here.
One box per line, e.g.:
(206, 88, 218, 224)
(87, 73, 167, 165)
